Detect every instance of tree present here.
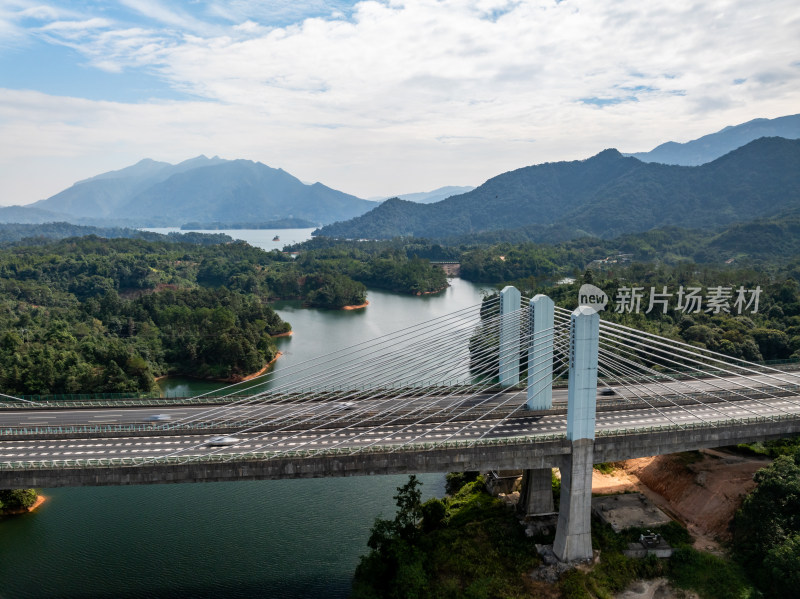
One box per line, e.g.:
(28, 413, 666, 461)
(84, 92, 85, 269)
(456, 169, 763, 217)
(734, 453, 800, 593)
(0, 488, 38, 511)
(353, 476, 428, 599)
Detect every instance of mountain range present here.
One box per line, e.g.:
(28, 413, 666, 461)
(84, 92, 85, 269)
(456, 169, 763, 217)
(1, 156, 376, 228)
(1, 113, 798, 232)
(626, 113, 800, 165)
(315, 137, 800, 241)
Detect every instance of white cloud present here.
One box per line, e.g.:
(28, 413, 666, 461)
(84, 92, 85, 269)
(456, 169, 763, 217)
(118, 0, 210, 32)
(1, 0, 799, 204)
(40, 17, 113, 32)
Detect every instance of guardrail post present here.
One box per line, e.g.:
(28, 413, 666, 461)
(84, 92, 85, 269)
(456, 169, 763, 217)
(499, 286, 521, 387)
(527, 294, 554, 410)
(553, 305, 599, 563)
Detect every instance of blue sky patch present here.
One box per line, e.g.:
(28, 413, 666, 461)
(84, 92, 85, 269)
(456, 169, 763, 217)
(0, 39, 194, 102)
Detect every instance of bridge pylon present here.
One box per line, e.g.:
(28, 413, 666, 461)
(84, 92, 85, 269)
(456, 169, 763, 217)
(518, 294, 557, 518)
(553, 305, 599, 562)
(527, 294, 554, 410)
(499, 286, 521, 387)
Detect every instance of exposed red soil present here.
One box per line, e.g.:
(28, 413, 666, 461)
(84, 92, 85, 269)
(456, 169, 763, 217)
(342, 301, 369, 310)
(1, 494, 46, 515)
(591, 449, 770, 552)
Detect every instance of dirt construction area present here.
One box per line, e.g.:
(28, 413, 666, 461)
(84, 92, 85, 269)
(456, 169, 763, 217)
(591, 448, 771, 553)
(591, 448, 770, 598)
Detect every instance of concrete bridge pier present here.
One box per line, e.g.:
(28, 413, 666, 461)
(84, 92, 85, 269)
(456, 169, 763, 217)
(518, 295, 556, 516)
(499, 286, 522, 387)
(553, 305, 599, 562)
(527, 294, 554, 410)
(518, 468, 554, 515)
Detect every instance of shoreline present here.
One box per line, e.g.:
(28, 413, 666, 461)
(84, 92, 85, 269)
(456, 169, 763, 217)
(342, 300, 369, 310)
(155, 351, 283, 385)
(415, 286, 449, 296)
(1, 494, 46, 516)
(216, 351, 283, 383)
(271, 330, 294, 337)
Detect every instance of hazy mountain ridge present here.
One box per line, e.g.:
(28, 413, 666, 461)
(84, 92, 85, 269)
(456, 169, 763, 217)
(0, 204, 72, 225)
(17, 156, 375, 227)
(626, 113, 800, 165)
(32, 156, 229, 220)
(316, 137, 800, 241)
(391, 186, 475, 204)
(3, 114, 798, 230)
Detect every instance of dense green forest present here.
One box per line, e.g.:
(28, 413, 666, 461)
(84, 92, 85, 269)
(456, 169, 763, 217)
(316, 137, 800, 241)
(351, 475, 541, 599)
(533, 265, 800, 364)
(296, 211, 800, 291)
(0, 237, 291, 393)
(352, 474, 754, 599)
(0, 235, 451, 395)
(733, 451, 800, 598)
(0, 222, 233, 246)
(294, 245, 448, 295)
(457, 216, 800, 284)
(461, 263, 800, 375)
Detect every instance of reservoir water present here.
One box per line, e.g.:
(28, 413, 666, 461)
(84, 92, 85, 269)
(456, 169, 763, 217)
(0, 231, 492, 599)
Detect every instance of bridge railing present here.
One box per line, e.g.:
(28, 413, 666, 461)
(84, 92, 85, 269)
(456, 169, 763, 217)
(4, 411, 800, 471)
(0, 382, 542, 410)
(0, 431, 570, 470)
(4, 382, 800, 439)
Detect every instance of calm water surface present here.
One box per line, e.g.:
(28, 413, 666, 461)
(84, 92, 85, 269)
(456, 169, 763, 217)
(0, 232, 492, 599)
(143, 227, 316, 251)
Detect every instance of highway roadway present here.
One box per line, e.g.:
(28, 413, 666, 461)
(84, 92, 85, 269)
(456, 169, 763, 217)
(2, 394, 800, 464)
(1, 369, 799, 431)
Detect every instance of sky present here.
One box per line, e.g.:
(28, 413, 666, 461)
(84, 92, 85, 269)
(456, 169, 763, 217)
(0, 0, 798, 206)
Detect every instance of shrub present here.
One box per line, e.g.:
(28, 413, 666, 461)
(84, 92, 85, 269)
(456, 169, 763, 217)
(559, 570, 591, 599)
(0, 488, 37, 510)
(668, 547, 755, 599)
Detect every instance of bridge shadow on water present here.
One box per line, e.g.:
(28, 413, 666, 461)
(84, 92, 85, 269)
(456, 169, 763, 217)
(40, 577, 354, 599)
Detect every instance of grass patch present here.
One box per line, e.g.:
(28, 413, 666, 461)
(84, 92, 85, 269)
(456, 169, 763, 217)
(736, 437, 800, 458)
(668, 547, 757, 599)
(672, 450, 705, 466)
(592, 462, 617, 475)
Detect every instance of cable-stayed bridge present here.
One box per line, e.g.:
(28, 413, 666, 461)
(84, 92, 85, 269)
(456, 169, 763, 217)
(3, 287, 800, 560)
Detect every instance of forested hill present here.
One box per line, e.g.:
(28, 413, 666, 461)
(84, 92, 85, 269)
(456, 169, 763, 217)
(24, 156, 376, 228)
(0, 222, 232, 245)
(315, 137, 800, 241)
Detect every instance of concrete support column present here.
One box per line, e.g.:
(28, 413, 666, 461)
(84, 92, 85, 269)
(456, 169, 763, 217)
(553, 305, 599, 562)
(553, 439, 595, 561)
(518, 468, 554, 516)
(499, 286, 521, 387)
(527, 294, 554, 410)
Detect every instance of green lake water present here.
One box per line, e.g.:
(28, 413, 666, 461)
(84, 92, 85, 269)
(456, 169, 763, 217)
(0, 234, 492, 598)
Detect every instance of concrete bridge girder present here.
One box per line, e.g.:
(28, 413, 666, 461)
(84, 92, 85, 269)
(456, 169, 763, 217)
(2, 419, 800, 488)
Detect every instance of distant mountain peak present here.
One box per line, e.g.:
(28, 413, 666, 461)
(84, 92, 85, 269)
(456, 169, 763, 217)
(588, 148, 624, 161)
(626, 113, 800, 166)
(386, 186, 476, 204)
(22, 156, 373, 228)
